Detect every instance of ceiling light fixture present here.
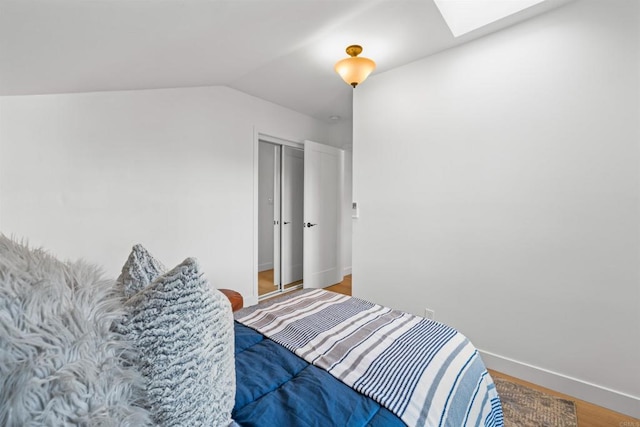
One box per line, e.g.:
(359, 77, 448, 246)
(334, 45, 376, 88)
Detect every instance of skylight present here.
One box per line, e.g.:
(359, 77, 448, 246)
(434, 0, 546, 37)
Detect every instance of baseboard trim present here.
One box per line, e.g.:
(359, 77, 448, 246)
(245, 295, 258, 307)
(343, 266, 352, 276)
(479, 349, 640, 419)
(258, 262, 273, 272)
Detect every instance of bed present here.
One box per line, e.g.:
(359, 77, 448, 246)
(232, 289, 503, 427)
(0, 237, 503, 427)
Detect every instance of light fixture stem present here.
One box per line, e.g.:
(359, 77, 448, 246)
(345, 45, 363, 57)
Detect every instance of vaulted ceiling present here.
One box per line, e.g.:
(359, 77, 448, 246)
(0, 0, 572, 122)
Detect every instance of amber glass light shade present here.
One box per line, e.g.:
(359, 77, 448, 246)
(334, 45, 376, 88)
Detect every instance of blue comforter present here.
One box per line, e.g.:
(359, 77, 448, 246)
(233, 322, 405, 426)
(234, 290, 503, 427)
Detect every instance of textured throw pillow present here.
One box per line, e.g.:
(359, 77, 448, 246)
(0, 235, 152, 426)
(116, 244, 166, 298)
(121, 257, 235, 427)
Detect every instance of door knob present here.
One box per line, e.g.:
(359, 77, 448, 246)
(283, 222, 291, 225)
(305, 222, 317, 227)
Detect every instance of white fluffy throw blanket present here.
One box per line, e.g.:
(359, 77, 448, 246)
(0, 236, 152, 426)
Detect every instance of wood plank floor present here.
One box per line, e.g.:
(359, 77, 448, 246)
(258, 269, 302, 296)
(257, 269, 277, 295)
(488, 370, 639, 427)
(325, 274, 351, 296)
(327, 275, 639, 427)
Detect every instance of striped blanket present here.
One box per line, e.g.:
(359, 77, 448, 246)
(236, 289, 503, 427)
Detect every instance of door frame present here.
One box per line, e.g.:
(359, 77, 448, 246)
(252, 130, 304, 305)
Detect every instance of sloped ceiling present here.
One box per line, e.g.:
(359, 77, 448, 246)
(0, 0, 573, 122)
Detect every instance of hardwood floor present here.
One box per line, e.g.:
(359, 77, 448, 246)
(327, 275, 640, 427)
(325, 274, 351, 296)
(489, 370, 639, 427)
(257, 269, 277, 296)
(258, 269, 302, 296)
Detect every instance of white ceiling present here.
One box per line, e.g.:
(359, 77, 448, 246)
(0, 0, 573, 122)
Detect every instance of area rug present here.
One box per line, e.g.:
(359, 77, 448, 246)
(495, 377, 578, 427)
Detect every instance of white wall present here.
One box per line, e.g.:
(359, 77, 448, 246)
(353, 0, 639, 417)
(0, 85, 335, 306)
(329, 118, 354, 276)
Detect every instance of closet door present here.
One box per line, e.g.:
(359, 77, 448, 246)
(303, 140, 344, 288)
(281, 146, 304, 285)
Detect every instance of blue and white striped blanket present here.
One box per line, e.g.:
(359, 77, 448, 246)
(236, 289, 503, 427)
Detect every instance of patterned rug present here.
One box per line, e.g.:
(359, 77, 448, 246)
(495, 378, 578, 427)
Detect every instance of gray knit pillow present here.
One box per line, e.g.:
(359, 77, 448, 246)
(116, 244, 166, 298)
(122, 257, 235, 427)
